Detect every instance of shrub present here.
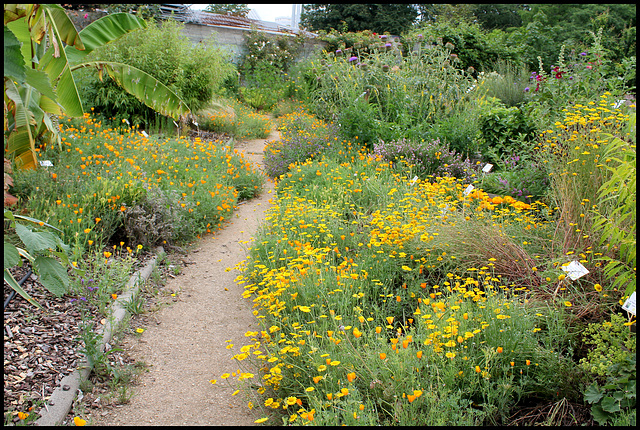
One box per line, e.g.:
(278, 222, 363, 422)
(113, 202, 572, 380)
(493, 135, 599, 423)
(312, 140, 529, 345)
(373, 138, 476, 182)
(475, 99, 536, 166)
(78, 19, 235, 128)
(478, 155, 550, 203)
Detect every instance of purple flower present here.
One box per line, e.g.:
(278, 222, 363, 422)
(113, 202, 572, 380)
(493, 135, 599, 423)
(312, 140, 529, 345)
(385, 43, 392, 48)
(335, 49, 342, 54)
(348, 56, 358, 62)
(579, 52, 587, 56)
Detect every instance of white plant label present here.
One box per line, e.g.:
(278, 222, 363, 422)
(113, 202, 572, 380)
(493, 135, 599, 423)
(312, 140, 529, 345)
(561, 260, 589, 280)
(482, 163, 493, 173)
(193, 121, 199, 127)
(39, 160, 53, 167)
(124, 118, 130, 125)
(141, 130, 149, 137)
(410, 176, 418, 186)
(622, 292, 636, 315)
(463, 184, 474, 196)
(173, 121, 179, 127)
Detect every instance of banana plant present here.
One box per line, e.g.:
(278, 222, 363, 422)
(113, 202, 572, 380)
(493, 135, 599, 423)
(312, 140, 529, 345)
(4, 4, 191, 171)
(4, 209, 76, 309)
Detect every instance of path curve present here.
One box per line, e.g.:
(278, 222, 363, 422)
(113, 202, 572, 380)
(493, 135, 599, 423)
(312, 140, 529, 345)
(92, 127, 278, 426)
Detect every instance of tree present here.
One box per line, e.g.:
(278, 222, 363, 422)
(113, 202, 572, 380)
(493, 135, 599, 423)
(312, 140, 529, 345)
(204, 4, 250, 17)
(301, 4, 418, 35)
(415, 4, 476, 25)
(472, 4, 526, 30)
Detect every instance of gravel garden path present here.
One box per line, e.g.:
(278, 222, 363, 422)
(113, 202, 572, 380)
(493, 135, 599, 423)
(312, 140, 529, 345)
(90, 127, 278, 426)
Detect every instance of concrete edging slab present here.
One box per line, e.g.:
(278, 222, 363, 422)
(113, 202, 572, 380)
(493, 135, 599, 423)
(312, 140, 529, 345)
(35, 247, 164, 426)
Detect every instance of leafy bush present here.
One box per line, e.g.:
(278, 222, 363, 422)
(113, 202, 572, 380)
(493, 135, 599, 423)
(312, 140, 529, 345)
(78, 19, 235, 127)
(476, 99, 536, 166)
(478, 155, 550, 203)
(579, 313, 636, 377)
(373, 137, 476, 182)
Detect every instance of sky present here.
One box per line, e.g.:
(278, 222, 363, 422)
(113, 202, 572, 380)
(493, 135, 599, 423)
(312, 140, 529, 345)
(190, 4, 295, 23)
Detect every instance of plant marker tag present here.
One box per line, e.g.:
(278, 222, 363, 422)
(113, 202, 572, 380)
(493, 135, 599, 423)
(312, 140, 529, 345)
(613, 99, 625, 109)
(441, 204, 449, 219)
(621, 292, 636, 315)
(124, 118, 130, 125)
(482, 163, 493, 173)
(463, 184, 474, 196)
(141, 130, 148, 137)
(561, 260, 589, 280)
(39, 160, 53, 167)
(173, 121, 179, 127)
(193, 121, 199, 127)
(410, 176, 418, 186)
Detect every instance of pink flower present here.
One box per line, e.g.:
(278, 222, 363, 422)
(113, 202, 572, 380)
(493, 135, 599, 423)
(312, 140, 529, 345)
(84, 13, 88, 19)
(586, 65, 592, 69)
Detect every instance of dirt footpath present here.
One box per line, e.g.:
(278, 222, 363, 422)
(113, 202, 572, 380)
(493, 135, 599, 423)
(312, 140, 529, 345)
(92, 129, 277, 426)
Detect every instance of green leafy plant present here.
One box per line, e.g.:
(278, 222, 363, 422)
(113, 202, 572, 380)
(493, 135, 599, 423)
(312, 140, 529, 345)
(584, 353, 636, 425)
(591, 114, 636, 295)
(475, 99, 536, 166)
(579, 313, 636, 377)
(4, 209, 73, 309)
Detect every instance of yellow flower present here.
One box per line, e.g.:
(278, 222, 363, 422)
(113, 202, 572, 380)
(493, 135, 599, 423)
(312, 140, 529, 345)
(74, 417, 87, 426)
(558, 274, 566, 281)
(594, 283, 602, 292)
(564, 301, 572, 307)
(298, 305, 311, 312)
(329, 360, 340, 366)
(286, 397, 298, 405)
(221, 373, 231, 379)
(347, 372, 356, 382)
(254, 417, 268, 423)
(136, 328, 144, 333)
(305, 386, 315, 392)
(317, 365, 327, 372)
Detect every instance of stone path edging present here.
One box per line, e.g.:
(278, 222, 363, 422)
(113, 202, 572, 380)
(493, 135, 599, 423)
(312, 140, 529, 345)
(35, 246, 164, 426)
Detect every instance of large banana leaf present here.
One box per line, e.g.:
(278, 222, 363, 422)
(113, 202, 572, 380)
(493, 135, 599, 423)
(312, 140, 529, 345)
(72, 61, 191, 120)
(4, 24, 26, 82)
(41, 4, 84, 50)
(65, 12, 147, 65)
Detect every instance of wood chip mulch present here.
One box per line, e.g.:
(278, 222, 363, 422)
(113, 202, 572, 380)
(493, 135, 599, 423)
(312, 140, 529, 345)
(3, 251, 159, 424)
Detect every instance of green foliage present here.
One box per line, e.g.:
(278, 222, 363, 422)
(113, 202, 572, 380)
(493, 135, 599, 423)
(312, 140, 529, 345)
(579, 313, 636, 377)
(299, 31, 475, 147)
(475, 99, 536, 166)
(301, 4, 418, 35)
(478, 60, 531, 107)
(516, 4, 637, 70)
(240, 29, 303, 75)
(584, 353, 636, 426)
(4, 210, 72, 308)
(414, 20, 521, 74)
(80, 18, 235, 127)
(479, 163, 550, 203)
(204, 4, 249, 17)
(591, 115, 636, 295)
(239, 63, 288, 112)
(198, 99, 273, 140)
(373, 137, 476, 182)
